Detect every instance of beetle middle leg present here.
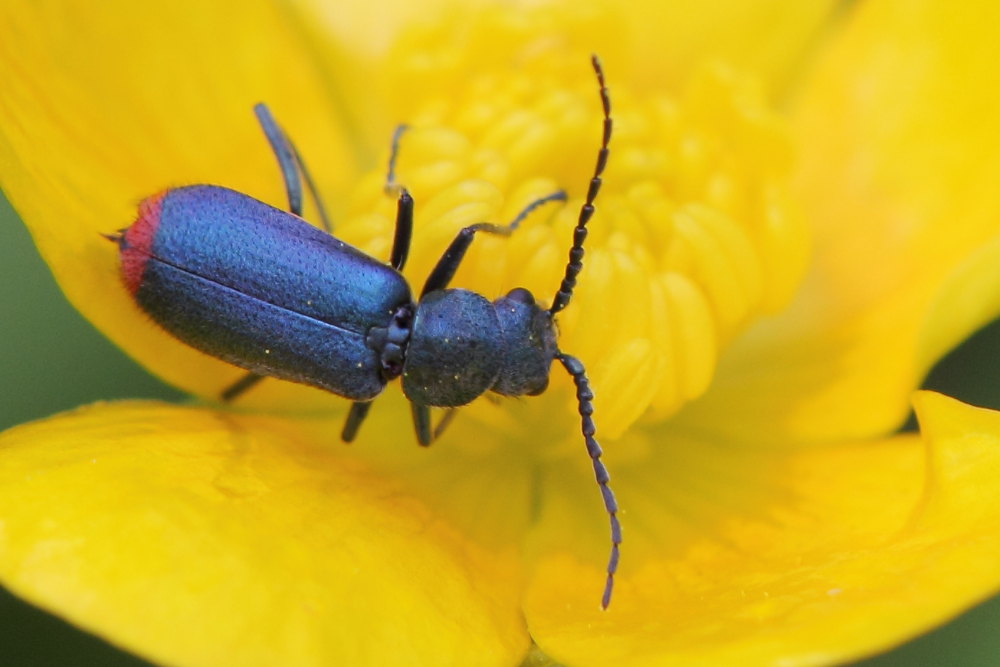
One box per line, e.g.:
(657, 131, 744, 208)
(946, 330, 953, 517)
(341, 401, 374, 442)
(432, 408, 458, 441)
(384, 124, 414, 272)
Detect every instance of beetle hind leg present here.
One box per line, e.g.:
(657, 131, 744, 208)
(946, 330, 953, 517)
(253, 103, 332, 232)
(220, 371, 265, 402)
(410, 402, 432, 446)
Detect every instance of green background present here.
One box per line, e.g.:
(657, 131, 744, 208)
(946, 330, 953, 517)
(2, 191, 1000, 666)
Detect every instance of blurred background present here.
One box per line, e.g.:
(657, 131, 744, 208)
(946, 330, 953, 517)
(2, 188, 1000, 665)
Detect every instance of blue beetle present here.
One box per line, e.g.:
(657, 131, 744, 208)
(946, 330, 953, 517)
(109, 57, 620, 608)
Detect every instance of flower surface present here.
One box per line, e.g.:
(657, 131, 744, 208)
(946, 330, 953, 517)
(3, 1, 1000, 665)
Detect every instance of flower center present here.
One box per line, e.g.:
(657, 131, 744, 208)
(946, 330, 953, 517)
(338, 58, 804, 440)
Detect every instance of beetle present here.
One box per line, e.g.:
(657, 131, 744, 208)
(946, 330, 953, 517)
(107, 56, 620, 608)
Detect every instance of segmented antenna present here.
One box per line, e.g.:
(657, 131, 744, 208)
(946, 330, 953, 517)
(556, 352, 621, 609)
(549, 55, 611, 315)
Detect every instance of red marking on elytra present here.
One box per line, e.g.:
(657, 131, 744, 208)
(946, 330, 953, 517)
(120, 192, 166, 295)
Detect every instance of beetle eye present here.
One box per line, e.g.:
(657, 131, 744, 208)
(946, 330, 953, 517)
(506, 287, 535, 305)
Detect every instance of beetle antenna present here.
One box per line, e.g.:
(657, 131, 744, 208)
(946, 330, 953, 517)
(555, 351, 621, 609)
(549, 55, 611, 315)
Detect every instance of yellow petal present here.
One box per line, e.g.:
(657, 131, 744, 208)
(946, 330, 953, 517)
(0, 402, 527, 666)
(616, 0, 842, 99)
(523, 392, 1000, 665)
(0, 2, 371, 412)
(676, 1, 1000, 443)
(300, 0, 841, 103)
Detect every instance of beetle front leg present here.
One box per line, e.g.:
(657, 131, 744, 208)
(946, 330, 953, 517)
(420, 191, 567, 296)
(381, 124, 414, 272)
(410, 402, 432, 446)
(432, 408, 457, 441)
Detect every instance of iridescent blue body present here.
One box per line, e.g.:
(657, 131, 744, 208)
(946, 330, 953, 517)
(121, 185, 411, 400)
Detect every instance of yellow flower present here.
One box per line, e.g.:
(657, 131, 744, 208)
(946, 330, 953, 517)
(3, 1, 1000, 665)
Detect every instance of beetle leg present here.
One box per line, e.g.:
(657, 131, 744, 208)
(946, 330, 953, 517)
(220, 370, 265, 402)
(341, 401, 374, 442)
(410, 402, 432, 446)
(389, 188, 414, 272)
(380, 124, 414, 271)
(419, 191, 567, 296)
(431, 408, 458, 441)
(343, 399, 450, 448)
(253, 103, 332, 232)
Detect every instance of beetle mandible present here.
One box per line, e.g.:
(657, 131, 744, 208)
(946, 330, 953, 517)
(107, 56, 621, 609)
